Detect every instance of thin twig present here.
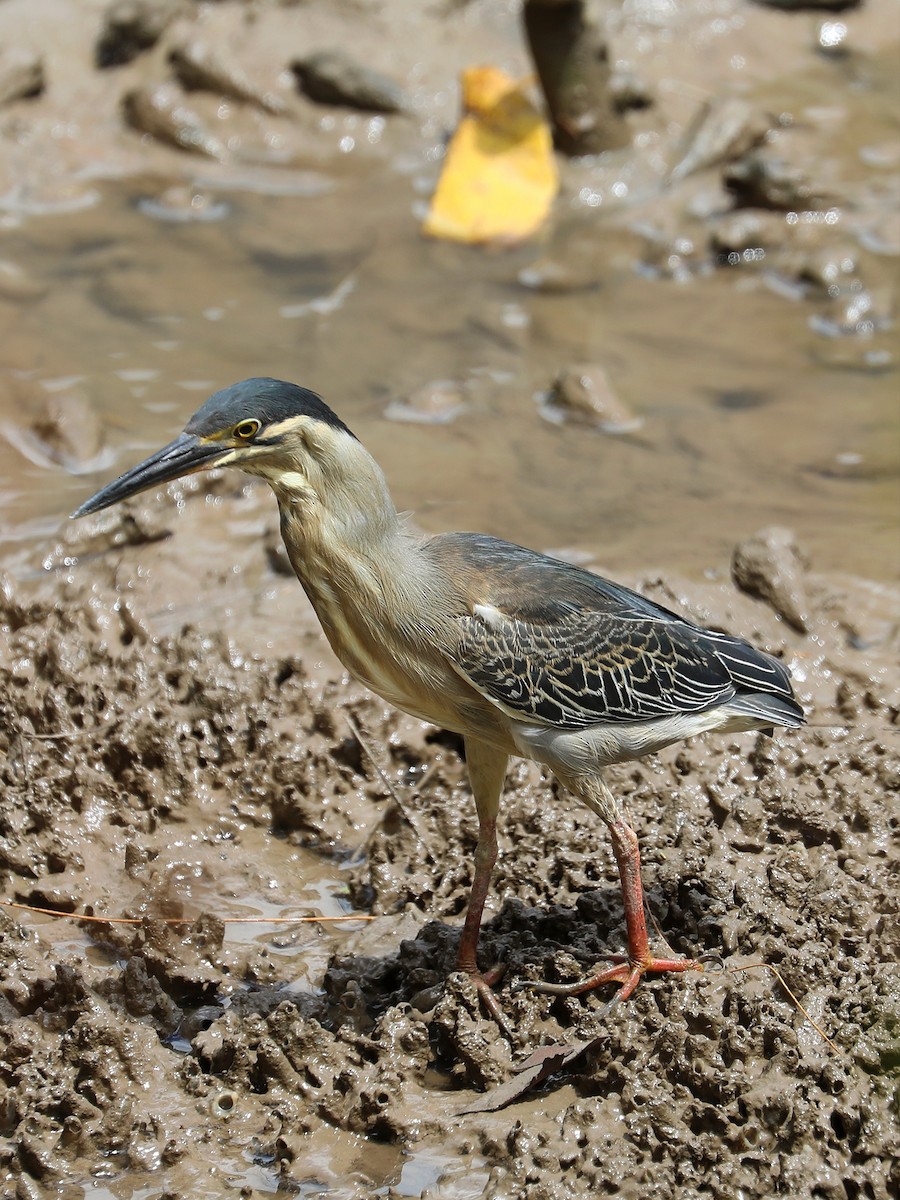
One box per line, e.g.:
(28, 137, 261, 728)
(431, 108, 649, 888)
(730, 961, 839, 1053)
(344, 711, 432, 854)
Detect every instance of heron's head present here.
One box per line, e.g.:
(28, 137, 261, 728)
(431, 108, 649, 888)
(72, 378, 360, 517)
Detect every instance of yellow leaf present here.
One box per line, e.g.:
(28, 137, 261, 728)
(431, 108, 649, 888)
(423, 66, 558, 245)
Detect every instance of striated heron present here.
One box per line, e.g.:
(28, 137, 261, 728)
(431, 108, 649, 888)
(74, 377, 804, 1022)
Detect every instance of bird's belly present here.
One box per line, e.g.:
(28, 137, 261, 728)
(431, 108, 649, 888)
(510, 706, 763, 774)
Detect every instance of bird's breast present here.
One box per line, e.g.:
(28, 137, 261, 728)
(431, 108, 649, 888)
(275, 506, 514, 744)
(289, 556, 453, 726)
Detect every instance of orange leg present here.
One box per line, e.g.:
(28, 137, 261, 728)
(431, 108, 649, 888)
(529, 815, 703, 999)
(456, 812, 508, 1022)
(457, 740, 510, 1028)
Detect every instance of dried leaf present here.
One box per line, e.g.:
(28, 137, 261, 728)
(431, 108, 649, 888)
(458, 1032, 606, 1114)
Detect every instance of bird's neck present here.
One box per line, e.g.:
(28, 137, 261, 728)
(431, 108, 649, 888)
(267, 442, 435, 692)
(273, 441, 408, 577)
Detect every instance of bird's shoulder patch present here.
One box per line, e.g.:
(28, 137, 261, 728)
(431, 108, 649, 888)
(472, 602, 507, 629)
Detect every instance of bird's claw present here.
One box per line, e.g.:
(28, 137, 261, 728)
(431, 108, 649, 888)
(514, 952, 704, 1002)
(459, 964, 514, 1037)
(698, 951, 726, 973)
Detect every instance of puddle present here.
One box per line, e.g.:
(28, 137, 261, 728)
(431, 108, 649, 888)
(70, 1131, 488, 1199)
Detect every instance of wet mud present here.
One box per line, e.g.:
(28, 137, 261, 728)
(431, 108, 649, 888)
(1, 540, 897, 1198)
(0, 0, 898, 1197)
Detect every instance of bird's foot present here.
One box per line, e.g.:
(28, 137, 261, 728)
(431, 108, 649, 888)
(460, 963, 513, 1036)
(519, 952, 703, 1002)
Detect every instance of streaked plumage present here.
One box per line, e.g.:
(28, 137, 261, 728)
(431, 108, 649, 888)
(442, 532, 798, 731)
(74, 378, 804, 1022)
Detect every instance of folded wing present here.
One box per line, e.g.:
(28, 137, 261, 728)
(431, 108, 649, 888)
(431, 534, 802, 731)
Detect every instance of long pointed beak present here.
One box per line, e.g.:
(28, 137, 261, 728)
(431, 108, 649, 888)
(71, 432, 231, 518)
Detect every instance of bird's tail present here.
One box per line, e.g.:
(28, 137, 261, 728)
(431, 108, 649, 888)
(727, 691, 806, 730)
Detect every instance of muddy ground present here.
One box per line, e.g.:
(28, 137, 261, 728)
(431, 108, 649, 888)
(0, 0, 898, 1197)
(1, 519, 898, 1199)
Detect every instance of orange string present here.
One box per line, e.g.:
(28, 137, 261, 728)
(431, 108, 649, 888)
(0, 898, 374, 925)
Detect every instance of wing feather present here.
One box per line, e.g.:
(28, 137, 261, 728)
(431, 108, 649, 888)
(455, 609, 735, 728)
(428, 533, 800, 731)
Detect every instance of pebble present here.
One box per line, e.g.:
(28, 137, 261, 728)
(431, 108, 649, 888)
(539, 365, 643, 433)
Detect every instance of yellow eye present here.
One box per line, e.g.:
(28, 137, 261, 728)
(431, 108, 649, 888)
(234, 419, 261, 440)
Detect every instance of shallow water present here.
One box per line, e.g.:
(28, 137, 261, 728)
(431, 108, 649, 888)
(1, 51, 898, 585)
(2, 173, 897, 585)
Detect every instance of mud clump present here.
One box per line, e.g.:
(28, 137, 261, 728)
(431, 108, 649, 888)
(96, 0, 191, 69)
(0, 552, 897, 1195)
(732, 525, 811, 633)
(291, 49, 409, 114)
(122, 83, 229, 160)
